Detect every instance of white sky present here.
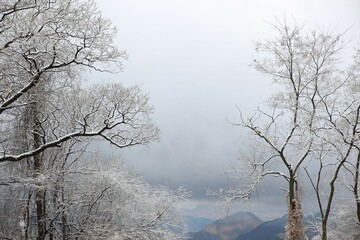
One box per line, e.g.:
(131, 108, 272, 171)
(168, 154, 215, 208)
(93, 0, 360, 219)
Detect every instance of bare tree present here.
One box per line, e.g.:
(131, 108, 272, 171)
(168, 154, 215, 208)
(0, 0, 135, 163)
(221, 20, 350, 239)
(301, 41, 360, 240)
(0, 0, 161, 239)
(344, 48, 360, 225)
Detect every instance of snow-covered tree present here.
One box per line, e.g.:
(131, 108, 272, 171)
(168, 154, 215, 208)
(220, 20, 358, 239)
(0, 0, 160, 163)
(311, 200, 360, 240)
(0, 0, 161, 239)
(0, 152, 189, 239)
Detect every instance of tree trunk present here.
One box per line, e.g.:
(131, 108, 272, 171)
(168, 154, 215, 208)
(34, 153, 47, 239)
(321, 220, 327, 240)
(49, 188, 58, 240)
(61, 186, 68, 240)
(32, 99, 47, 240)
(354, 150, 360, 224)
(35, 187, 47, 240)
(286, 175, 306, 240)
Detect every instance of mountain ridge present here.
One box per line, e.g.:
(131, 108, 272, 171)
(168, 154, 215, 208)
(188, 212, 319, 240)
(189, 211, 263, 240)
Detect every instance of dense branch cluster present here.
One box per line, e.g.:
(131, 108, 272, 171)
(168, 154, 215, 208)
(0, 0, 159, 164)
(0, 1, 185, 239)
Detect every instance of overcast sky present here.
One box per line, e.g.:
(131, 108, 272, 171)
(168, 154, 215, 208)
(93, 0, 360, 219)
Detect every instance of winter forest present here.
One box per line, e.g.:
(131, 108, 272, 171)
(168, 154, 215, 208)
(0, 0, 359, 240)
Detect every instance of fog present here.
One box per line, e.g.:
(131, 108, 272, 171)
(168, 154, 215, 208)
(93, 0, 360, 219)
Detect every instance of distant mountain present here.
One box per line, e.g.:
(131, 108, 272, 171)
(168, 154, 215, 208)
(235, 214, 318, 240)
(189, 211, 263, 240)
(235, 215, 287, 240)
(185, 216, 214, 233)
